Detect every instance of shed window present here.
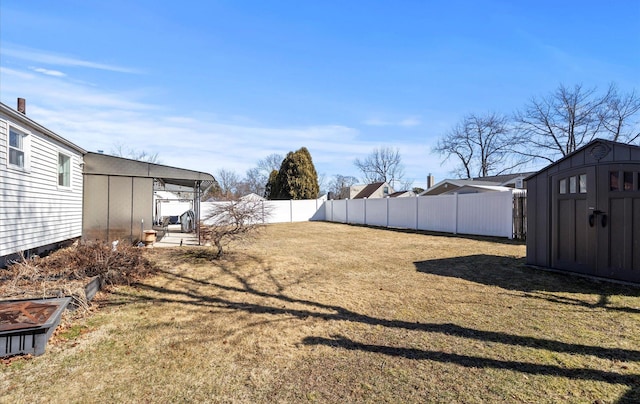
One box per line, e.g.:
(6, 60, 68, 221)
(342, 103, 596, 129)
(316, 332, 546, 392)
(578, 174, 587, 193)
(610, 171, 619, 191)
(559, 179, 567, 194)
(9, 128, 25, 168)
(569, 176, 577, 193)
(624, 172, 633, 191)
(58, 153, 71, 187)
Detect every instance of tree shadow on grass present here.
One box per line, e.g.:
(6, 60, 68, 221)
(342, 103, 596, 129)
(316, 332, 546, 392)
(302, 335, 639, 403)
(107, 266, 640, 363)
(103, 254, 640, 403)
(415, 255, 640, 314)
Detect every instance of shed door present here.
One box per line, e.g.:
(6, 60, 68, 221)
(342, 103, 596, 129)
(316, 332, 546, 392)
(551, 167, 597, 274)
(596, 165, 640, 282)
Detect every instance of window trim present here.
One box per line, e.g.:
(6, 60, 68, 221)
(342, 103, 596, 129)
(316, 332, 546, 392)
(57, 151, 72, 189)
(5, 123, 31, 172)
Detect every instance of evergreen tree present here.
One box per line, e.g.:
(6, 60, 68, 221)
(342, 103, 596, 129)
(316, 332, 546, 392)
(264, 169, 279, 199)
(269, 147, 319, 199)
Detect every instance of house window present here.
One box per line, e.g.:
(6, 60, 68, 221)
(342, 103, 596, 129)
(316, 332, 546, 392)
(9, 128, 26, 168)
(383, 186, 389, 195)
(58, 153, 71, 187)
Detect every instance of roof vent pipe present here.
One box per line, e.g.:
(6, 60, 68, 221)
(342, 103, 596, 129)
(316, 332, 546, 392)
(17, 98, 26, 114)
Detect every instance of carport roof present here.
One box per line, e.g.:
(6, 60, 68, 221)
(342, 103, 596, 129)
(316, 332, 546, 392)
(83, 152, 216, 188)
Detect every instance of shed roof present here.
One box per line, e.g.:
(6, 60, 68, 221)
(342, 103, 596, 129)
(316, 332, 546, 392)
(83, 152, 216, 188)
(525, 138, 640, 181)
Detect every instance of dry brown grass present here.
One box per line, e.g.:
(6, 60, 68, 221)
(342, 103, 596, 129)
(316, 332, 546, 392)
(0, 241, 157, 308)
(1, 222, 639, 403)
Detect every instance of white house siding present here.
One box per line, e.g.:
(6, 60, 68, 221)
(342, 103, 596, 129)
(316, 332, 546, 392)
(0, 112, 84, 262)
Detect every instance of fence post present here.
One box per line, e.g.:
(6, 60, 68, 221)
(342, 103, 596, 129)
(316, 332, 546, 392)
(386, 196, 390, 227)
(346, 199, 349, 224)
(331, 200, 334, 222)
(415, 196, 419, 230)
(454, 193, 458, 235)
(290, 199, 293, 222)
(364, 197, 367, 225)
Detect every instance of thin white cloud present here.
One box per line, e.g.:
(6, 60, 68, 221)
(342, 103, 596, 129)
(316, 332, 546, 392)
(399, 117, 421, 127)
(30, 67, 66, 77)
(363, 116, 422, 127)
(0, 64, 440, 186)
(3, 45, 140, 74)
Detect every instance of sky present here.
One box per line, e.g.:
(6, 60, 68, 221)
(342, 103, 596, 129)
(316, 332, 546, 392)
(1, 0, 639, 190)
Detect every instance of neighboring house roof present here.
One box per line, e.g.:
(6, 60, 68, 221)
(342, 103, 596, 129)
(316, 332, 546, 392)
(420, 179, 501, 196)
(240, 193, 266, 201)
(438, 185, 513, 195)
(389, 190, 415, 197)
(420, 172, 533, 196)
(471, 172, 537, 184)
(0, 102, 86, 154)
(353, 182, 390, 199)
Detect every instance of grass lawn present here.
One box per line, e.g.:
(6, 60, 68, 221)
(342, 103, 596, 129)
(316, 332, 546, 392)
(1, 222, 639, 403)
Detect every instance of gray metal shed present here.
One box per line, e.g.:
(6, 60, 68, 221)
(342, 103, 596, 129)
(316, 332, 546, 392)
(82, 152, 215, 243)
(526, 139, 640, 283)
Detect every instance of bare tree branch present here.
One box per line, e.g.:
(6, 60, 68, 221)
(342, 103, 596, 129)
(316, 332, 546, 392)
(354, 146, 406, 188)
(200, 200, 272, 258)
(434, 112, 527, 178)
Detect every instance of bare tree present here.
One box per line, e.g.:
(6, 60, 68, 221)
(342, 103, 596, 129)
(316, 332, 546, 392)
(354, 146, 406, 188)
(200, 199, 271, 258)
(514, 84, 612, 163)
(244, 167, 266, 196)
(215, 169, 242, 200)
(111, 142, 161, 163)
(244, 153, 284, 196)
(327, 174, 359, 199)
(258, 153, 284, 173)
(435, 112, 525, 178)
(600, 85, 640, 143)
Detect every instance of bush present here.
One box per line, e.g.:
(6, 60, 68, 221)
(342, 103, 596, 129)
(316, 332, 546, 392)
(1, 241, 157, 303)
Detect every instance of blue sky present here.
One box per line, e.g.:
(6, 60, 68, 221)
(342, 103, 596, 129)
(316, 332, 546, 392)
(1, 0, 639, 189)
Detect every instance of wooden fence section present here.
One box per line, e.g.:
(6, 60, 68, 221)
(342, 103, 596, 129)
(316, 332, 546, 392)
(201, 191, 527, 240)
(513, 194, 527, 240)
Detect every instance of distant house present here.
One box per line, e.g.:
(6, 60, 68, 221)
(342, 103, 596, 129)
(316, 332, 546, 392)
(0, 100, 86, 266)
(350, 182, 394, 199)
(420, 172, 534, 196)
(388, 190, 415, 198)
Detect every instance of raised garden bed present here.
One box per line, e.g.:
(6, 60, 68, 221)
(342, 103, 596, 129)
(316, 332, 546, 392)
(0, 297, 71, 357)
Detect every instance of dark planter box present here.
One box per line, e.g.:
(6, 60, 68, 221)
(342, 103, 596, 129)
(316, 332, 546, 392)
(0, 297, 71, 357)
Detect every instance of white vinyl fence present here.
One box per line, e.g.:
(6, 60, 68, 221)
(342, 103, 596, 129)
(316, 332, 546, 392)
(201, 191, 525, 239)
(324, 191, 524, 239)
(201, 199, 326, 225)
